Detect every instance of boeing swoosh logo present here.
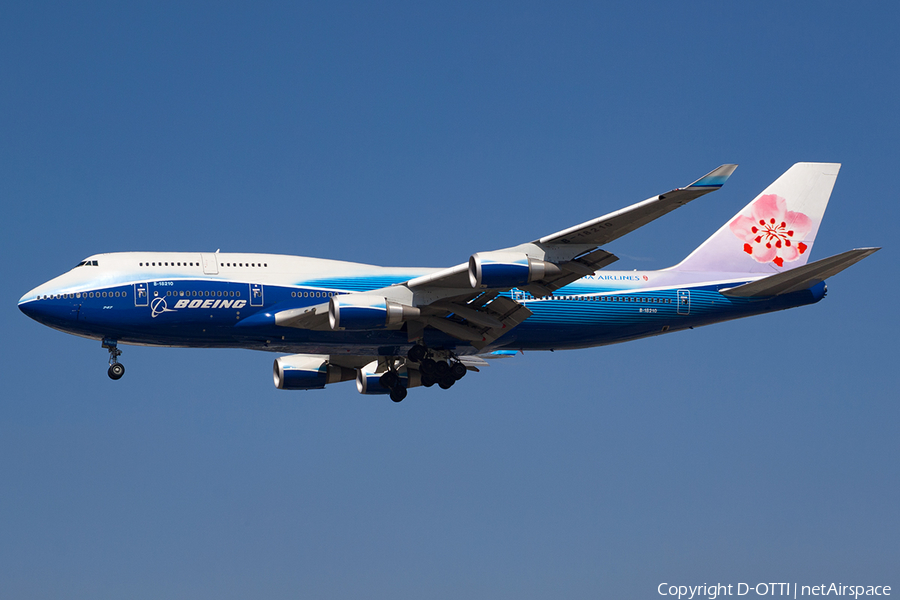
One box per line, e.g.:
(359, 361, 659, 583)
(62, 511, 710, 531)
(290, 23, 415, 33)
(150, 297, 177, 318)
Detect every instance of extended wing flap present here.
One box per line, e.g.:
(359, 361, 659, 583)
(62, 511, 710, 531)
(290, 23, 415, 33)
(720, 248, 880, 297)
(470, 295, 532, 349)
(421, 295, 532, 349)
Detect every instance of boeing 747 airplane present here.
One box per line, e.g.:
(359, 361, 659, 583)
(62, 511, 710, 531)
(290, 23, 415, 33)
(18, 163, 878, 401)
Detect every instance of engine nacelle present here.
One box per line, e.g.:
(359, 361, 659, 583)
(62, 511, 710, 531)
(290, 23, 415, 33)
(329, 295, 420, 330)
(273, 355, 354, 390)
(468, 251, 559, 288)
(356, 360, 422, 395)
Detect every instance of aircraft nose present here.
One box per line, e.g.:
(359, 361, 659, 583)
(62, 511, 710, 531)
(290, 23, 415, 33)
(18, 285, 58, 323)
(18, 291, 43, 320)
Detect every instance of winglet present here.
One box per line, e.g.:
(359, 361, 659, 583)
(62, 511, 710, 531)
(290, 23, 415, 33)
(686, 164, 738, 189)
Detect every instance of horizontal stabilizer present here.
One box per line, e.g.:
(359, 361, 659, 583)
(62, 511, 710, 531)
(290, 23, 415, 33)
(720, 248, 880, 297)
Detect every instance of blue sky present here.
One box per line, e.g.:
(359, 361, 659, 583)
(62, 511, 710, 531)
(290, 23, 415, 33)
(2, 3, 897, 598)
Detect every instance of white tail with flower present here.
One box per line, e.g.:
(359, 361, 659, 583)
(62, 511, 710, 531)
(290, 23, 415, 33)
(674, 163, 840, 273)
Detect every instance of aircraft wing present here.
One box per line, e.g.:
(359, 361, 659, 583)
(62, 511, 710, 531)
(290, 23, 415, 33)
(274, 164, 737, 348)
(537, 163, 738, 247)
(404, 163, 737, 296)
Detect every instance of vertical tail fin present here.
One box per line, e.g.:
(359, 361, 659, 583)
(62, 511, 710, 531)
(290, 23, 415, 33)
(674, 162, 840, 273)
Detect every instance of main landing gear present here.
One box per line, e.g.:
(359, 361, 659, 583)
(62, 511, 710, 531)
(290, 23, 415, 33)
(379, 370, 408, 403)
(375, 344, 469, 402)
(407, 344, 467, 391)
(103, 339, 125, 380)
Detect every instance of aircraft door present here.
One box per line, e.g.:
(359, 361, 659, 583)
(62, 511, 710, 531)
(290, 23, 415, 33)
(201, 253, 219, 275)
(677, 289, 690, 315)
(249, 283, 264, 307)
(134, 282, 149, 306)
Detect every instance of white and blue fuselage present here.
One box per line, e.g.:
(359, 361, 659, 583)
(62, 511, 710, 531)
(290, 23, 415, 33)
(17, 251, 824, 355)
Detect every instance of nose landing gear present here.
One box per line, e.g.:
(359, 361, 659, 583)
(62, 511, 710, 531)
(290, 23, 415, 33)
(102, 339, 125, 380)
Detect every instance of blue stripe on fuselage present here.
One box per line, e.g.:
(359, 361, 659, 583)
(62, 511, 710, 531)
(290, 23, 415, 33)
(20, 277, 826, 354)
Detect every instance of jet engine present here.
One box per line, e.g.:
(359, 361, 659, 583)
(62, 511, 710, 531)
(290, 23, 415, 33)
(468, 251, 560, 288)
(356, 360, 421, 395)
(273, 354, 355, 390)
(328, 295, 420, 330)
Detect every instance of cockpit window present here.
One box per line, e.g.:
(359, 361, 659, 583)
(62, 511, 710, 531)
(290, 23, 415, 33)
(75, 260, 99, 267)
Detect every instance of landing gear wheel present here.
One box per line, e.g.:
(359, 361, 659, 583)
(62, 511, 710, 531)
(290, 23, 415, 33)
(435, 360, 450, 376)
(103, 339, 124, 380)
(108, 363, 125, 380)
(380, 371, 399, 390)
(420, 358, 437, 376)
(407, 344, 427, 363)
(421, 374, 436, 387)
(390, 386, 407, 402)
(450, 362, 467, 380)
(438, 375, 455, 389)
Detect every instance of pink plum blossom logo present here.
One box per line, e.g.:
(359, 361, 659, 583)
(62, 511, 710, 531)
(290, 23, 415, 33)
(729, 194, 812, 267)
